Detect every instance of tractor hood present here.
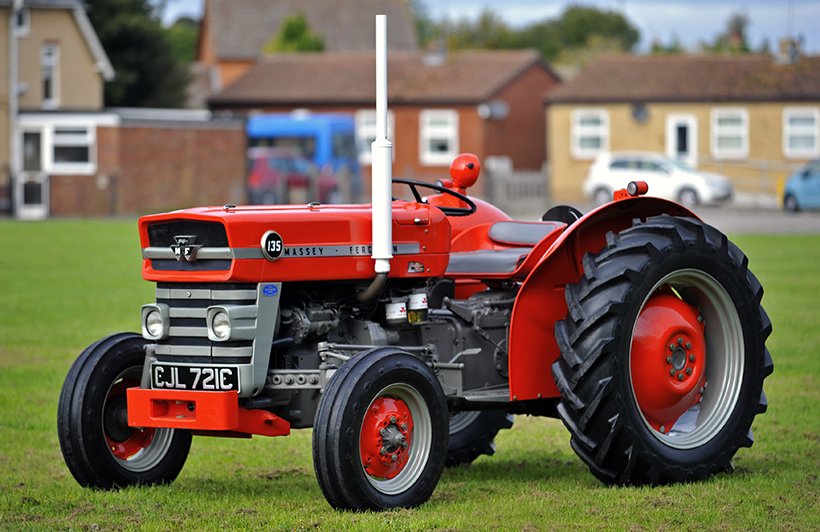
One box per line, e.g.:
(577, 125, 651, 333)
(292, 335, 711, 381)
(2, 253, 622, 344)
(139, 202, 451, 283)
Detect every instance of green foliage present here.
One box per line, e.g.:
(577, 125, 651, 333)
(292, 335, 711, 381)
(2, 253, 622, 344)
(704, 12, 752, 54)
(431, 5, 639, 65)
(166, 15, 200, 64)
(262, 12, 324, 54)
(410, 0, 437, 49)
(85, 0, 191, 107)
(652, 35, 685, 55)
(0, 221, 819, 530)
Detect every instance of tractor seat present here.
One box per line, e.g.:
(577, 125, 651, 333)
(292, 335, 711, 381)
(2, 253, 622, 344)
(446, 221, 563, 278)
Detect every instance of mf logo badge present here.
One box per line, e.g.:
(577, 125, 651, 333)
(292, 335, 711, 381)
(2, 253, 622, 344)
(261, 231, 284, 261)
(172, 235, 202, 262)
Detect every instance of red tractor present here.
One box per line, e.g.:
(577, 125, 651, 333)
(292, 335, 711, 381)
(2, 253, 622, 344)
(57, 16, 772, 511)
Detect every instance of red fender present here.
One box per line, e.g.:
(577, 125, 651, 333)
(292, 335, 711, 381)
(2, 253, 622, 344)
(507, 197, 698, 402)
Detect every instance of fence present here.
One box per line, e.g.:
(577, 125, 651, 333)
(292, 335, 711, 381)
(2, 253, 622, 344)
(698, 156, 803, 208)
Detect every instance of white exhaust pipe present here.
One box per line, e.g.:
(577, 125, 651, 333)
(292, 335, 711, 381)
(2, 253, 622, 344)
(370, 14, 393, 275)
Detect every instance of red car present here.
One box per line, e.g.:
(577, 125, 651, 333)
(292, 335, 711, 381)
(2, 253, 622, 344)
(247, 148, 342, 205)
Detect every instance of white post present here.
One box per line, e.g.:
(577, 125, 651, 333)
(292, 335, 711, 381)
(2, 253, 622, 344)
(370, 14, 393, 274)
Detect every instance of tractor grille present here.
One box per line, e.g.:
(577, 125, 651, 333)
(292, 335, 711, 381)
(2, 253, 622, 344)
(146, 221, 232, 272)
(154, 282, 256, 364)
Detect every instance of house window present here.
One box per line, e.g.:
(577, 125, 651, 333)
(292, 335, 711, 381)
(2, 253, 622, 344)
(355, 109, 395, 165)
(14, 8, 30, 36)
(571, 109, 609, 159)
(711, 108, 748, 159)
(41, 43, 60, 109)
(419, 110, 458, 166)
(783, 107, 819, 159)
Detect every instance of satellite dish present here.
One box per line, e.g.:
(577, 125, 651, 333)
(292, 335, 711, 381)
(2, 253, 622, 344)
(632, 103, 648, 123)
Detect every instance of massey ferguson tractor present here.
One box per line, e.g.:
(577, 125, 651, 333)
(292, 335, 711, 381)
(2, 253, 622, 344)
(58, 16, 772, 511)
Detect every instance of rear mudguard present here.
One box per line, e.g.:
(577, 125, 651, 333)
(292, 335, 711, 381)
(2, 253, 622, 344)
(507, 197, 697, 402)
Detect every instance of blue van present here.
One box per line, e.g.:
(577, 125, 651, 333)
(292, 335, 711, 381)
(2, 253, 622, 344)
(246, 113, 360, 201)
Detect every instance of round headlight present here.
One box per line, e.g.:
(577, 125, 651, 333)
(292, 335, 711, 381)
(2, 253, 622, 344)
(145, 310, 164, 338)
(212, 311, 231, 339)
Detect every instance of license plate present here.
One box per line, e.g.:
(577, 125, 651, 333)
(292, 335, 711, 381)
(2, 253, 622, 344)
(151, 364, 239, 392)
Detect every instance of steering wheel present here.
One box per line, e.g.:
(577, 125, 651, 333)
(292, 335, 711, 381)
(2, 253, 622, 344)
(391, 178, 476, 217)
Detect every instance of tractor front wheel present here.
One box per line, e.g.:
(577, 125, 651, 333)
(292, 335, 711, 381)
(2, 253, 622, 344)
(446, 411, 513, 467)
(58, 333, 192, 489)
(552, 215, 772, 485)
(312, 348, 448, 510)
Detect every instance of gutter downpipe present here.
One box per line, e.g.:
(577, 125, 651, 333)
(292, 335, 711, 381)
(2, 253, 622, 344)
(8, 0, 23, 217)
(359, 14, 392, 302)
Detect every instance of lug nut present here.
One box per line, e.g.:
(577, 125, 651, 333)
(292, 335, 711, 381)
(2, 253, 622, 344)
(699, 387, 705, 394)
(677, 337, 684, 346)
(686, 367, 693, 375)
(677, 372, 685, 381)
(669, 344, 675, 351)
(670, 369, 676, 376)
(660, 426, 666, 434)
(380, 447, 387, 455)
(391, 454, 398, 462)
(685, 342, 692, 350)
(401, 423, 408, 430)
(379, 428, 386, 436)
(666, 356, 673, 364)
(689, 354, 695, 362)
(698, 315, 703, 323)
(402, 441, 408, 449)
(390, 416, 397, 424)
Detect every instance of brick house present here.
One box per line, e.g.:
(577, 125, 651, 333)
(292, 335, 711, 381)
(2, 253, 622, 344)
(546, 54, 820, 202)
(197, 0, 418, 90)
(209, 50, 561, 196)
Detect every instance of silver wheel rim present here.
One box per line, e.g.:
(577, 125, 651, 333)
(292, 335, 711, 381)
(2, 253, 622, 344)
(104, 368, 176, 473)
(629, 269, 745, 449)
(594, 189, 611, 206)
(449, 411, 481, 435)
(361, 383, 432, 495)
(679, 189, 698, 206)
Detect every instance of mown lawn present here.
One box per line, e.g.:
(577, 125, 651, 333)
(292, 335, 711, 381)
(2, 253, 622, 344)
(0, 219, 818, 531)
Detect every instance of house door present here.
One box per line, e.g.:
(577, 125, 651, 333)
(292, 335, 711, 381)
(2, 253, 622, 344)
(666, 115, 698, 168)
(15, 130, 49, 220)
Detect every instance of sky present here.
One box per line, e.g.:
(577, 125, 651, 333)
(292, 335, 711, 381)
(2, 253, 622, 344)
(161, 0, 820, 54)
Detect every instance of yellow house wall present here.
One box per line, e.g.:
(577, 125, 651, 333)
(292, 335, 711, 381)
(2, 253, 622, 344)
(18, 8, 104, 110)
(548, 101, 820, 202)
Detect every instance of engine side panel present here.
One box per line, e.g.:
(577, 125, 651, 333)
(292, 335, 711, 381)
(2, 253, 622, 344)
(508, 197, 698, 401)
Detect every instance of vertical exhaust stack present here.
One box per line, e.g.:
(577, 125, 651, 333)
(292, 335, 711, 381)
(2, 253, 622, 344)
(371, 14, 393, 275)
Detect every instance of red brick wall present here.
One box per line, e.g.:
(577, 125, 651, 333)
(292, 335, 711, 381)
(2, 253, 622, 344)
(50, 123, 246, 216)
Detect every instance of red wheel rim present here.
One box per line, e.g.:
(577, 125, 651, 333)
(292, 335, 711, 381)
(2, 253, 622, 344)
(104, 378, 156, 460)
(631, 292, 706, 433)
(360, 396, 414, 479)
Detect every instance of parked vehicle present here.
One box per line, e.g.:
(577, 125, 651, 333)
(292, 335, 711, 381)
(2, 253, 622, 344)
(246, 113, 360, 201)
(247, 147, 342, 205)
(583, 152, 733, 207)
(57, 17, 771, 512)
(783, 159, 820, 211)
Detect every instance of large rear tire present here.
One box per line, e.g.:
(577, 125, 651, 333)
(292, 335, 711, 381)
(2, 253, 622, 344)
(446, 411, 513, 467)
(312, 348, 448, 510)
(552, 215, 772, 485)
(58, 333, 192, 489)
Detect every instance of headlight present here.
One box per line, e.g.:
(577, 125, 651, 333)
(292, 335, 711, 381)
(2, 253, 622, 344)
(212, 311, 231, 339)
(145, 310, 164, 337)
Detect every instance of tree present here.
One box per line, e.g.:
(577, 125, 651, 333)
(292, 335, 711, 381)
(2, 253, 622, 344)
(262, 12, 324, 54)
(85, 0, 191, 107)
(409, 0, 437, 49)
(708, 12, 751, 54)
(166, 16, 199, 64)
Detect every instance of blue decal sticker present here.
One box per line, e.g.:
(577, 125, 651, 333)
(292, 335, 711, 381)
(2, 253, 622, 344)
(263, 285, 278, 297)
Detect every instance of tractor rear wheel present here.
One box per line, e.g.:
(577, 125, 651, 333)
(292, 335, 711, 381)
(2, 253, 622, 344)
(446, 411, 513, 467)
(312, 348, 448, 510)
(552, 215, 772, 485)
(58, 333, 192, 489)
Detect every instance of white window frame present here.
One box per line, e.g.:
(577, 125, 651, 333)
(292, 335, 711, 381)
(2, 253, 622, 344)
(18, 114, 120, 176)
(571, 109, 609, 160)
(783, 107, 820, 159)
(14, 8, 31, 36)
(355, 109, 395, 165)
(419, 109, 459, 166)
(41, 43, 61, 110)
(710, 108, 749, 160)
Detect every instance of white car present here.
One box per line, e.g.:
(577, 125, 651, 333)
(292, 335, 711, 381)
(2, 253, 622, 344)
(583, 152, 733, 207)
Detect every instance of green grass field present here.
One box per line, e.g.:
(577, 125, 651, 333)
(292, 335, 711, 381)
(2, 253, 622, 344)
(1, 219, 818, 531)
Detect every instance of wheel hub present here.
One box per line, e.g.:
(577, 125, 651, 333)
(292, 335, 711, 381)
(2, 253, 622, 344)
(631, 292, 706, 432)
(360, 396, 413, 479)
(104, 379, 156, 460)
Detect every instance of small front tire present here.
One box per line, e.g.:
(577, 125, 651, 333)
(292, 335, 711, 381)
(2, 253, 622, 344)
(58, 333, 192, 489)
(312, 348, 448, 510)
